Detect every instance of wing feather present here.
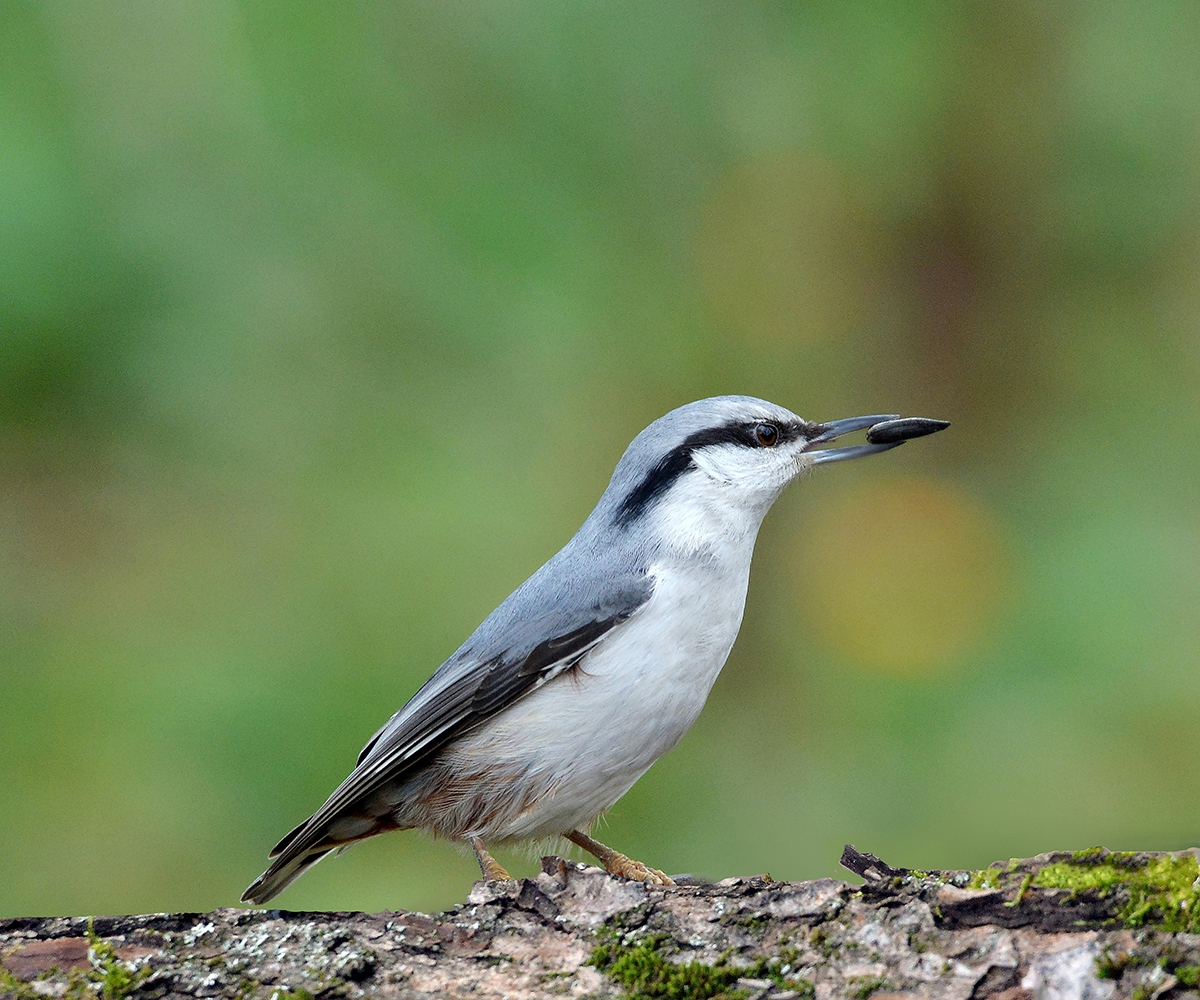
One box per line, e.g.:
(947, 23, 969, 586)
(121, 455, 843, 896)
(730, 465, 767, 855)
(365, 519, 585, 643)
(242, 570, 653, 902)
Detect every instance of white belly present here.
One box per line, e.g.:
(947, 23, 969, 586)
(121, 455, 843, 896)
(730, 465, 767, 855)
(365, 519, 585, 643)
(435, 554, 753, 840)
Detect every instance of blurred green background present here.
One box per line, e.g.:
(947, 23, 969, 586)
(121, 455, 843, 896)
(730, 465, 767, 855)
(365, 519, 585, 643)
(2, 1, 1199, 918)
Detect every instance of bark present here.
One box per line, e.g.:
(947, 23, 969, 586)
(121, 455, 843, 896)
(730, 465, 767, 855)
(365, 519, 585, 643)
(3, 848, 1199, 1000)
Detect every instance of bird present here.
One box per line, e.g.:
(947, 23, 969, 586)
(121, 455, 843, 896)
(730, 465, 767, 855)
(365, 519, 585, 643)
(242, 396, 948, 903)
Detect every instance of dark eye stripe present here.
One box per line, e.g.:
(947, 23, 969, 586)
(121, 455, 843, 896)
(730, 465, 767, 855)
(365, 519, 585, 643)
(614, 418, 809, 526)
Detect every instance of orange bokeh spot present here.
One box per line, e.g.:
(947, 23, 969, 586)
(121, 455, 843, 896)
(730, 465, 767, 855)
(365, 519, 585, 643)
(793, 476, 1011, 674)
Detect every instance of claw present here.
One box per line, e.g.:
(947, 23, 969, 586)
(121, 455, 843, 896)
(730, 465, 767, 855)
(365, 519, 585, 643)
(608, 857, 676, 886)
(565, 828, 676, 886)
(470, 835, 513, 881)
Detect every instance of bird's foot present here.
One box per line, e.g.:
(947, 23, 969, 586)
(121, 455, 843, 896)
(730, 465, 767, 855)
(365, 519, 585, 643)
(603, 853, 676, 886)
(564, 828, 676, 886)
(470, 835, 514, 881)
(479, 855, 513, 881)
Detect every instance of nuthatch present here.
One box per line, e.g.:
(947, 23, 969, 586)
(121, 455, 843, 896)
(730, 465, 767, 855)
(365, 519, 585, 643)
(243, 396, 947, 902)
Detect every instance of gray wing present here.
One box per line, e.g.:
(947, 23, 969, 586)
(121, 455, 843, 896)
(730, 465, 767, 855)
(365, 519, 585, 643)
(246, 568, 653, 895)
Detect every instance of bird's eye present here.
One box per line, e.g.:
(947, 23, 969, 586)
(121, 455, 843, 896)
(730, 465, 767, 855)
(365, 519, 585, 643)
(754, 422, 778, 447)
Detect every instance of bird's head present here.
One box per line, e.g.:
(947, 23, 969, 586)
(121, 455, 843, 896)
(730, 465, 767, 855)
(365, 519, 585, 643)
(596, 396, 944, 548)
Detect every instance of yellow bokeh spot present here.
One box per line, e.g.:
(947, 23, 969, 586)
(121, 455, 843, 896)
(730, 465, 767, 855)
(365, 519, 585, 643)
(693, 151, 881, 345)
(793, 476, 1011, 674)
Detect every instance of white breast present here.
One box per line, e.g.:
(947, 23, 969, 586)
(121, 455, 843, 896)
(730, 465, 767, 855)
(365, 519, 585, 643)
(392, 466, 775, 842)
(437, 541, 755, 841)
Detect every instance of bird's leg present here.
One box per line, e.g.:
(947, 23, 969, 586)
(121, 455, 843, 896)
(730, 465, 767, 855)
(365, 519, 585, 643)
(469, 835, 513, 881)
(566, 829, 675, 886)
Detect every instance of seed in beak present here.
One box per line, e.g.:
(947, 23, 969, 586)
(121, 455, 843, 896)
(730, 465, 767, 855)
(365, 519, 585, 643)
(865, 417, 950, 445)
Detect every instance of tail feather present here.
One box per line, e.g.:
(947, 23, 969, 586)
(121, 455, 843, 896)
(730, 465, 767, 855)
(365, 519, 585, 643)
(268, 817, 309, 859)
(243, 812, 406, 905)
(241, 847, 334, 905)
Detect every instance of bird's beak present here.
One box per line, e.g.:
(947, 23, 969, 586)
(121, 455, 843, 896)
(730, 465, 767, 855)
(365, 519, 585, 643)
(804, 413, 951, 464)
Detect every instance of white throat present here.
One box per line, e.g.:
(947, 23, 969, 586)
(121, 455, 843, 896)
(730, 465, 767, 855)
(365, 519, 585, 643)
(647, 461, 795, 562)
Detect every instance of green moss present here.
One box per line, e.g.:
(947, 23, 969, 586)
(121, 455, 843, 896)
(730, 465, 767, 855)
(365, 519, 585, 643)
(845, 975, 889, 999)
(1005, 872, 1034, 908)
(0, 924, 151, 1000)
(776, 945, 801, 967)
(1072, 847, 1106, 862)
(588, 935, 742, 999)
(809, 926, 836, 958)
(1032, 854, 1200, 932)
(0, 966, 41, 1000)
(587, 932, 813, 1000)
(1095, 949, 1143, 980)
(967, 868, 1002, 890)
(85, 921, 151, 1000)
(742, 958, 812, 995)
(1174, 965, 1200, 988)
(1093, 944, 1200, 986)
(909, 933, 930, 954)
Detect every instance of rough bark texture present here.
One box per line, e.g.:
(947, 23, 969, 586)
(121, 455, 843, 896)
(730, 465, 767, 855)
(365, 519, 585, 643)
(4, 848, 1200, 1000)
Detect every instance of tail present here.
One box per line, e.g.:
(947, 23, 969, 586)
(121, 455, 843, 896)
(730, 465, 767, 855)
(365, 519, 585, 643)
(241, 812, 404, 905)
(240, 846, 336, 905)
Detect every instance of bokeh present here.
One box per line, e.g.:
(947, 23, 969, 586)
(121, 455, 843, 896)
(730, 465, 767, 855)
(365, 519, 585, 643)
(2, 1, 1199, 918)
